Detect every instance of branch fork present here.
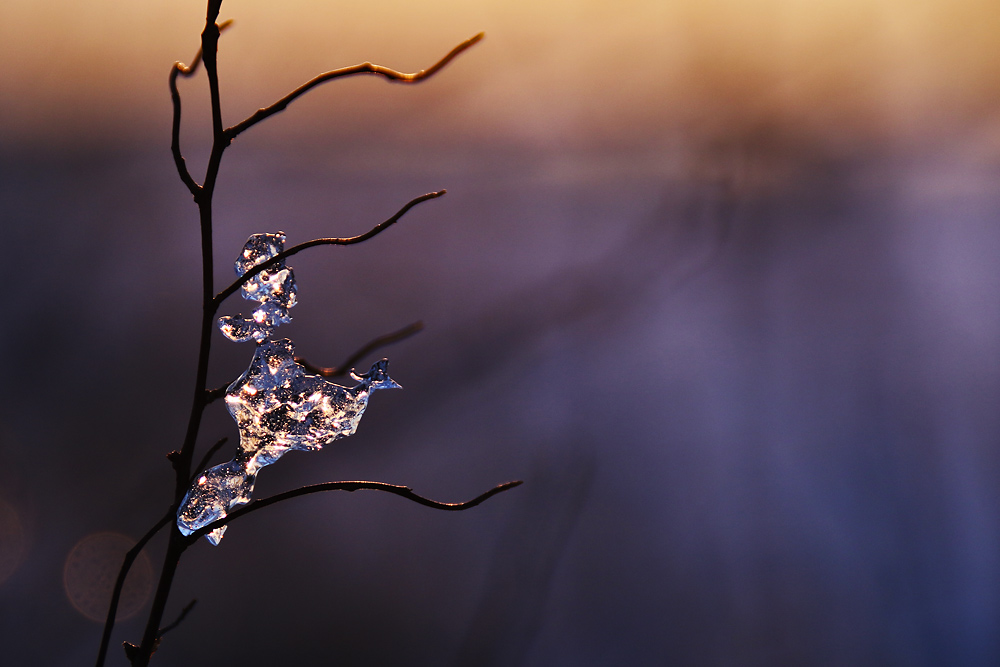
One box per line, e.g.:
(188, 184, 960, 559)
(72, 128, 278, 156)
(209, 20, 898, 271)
(96, 5, 513, 666)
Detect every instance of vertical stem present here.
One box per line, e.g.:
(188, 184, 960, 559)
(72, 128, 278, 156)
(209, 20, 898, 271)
(132, 531, 186, 667)
(178, 199, 215, 474)
(129, 4, 227, 664)
(204, 2, 224, 141)
(129, 156, 217, 667)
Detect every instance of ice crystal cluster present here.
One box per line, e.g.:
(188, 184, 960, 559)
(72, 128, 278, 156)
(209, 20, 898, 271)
(218, 232, 297, 343)
(177, 233, 400, 544)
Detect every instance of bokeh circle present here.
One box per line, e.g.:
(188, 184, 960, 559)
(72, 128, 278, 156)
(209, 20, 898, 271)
(64, 532, 154, 622)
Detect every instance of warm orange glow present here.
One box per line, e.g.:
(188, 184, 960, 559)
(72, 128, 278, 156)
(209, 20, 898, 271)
(2, 0, 998, 152)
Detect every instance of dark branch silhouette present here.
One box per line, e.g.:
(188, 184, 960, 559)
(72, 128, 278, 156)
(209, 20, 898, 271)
(204, 384, 228, 404)
(169, 19, 233, 196)
(97, 3, 514, 665)
(191, 437, 229, 482)
(296, 320, 424, 377)
(189, 480, 524, 542)
(158, 599, 198, 636)
(213, 190, 446, 306)
(225, 33, 484, 140)
(205, 321, 424, 403)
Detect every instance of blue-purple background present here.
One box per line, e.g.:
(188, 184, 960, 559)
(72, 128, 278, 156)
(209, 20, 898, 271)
(2, 1, 1000, 664)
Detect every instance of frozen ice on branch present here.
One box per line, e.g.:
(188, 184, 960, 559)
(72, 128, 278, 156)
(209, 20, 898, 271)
(178, 339, 401, 544)
(184, 231, 400, 543)
(218, 232, 297, 343)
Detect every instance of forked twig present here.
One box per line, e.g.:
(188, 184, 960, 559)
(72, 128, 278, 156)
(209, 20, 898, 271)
(213, 190, 446, 306)
(169, 19, 234, 195)
(100, 5, 513, 665)
(189, 480, 523, 541)
(226, 33, 484, 140)
(204, 384, 229, 404)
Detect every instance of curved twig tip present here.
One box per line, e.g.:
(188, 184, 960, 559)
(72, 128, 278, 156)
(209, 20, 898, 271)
(297, 320, 425, 378)
(214, 190, 446, 306)
(227, 32, 486, 139)
(188, 478, 524, 542)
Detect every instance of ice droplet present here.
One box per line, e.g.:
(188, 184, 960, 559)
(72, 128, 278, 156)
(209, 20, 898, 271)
(218, 232, 297, 343)
(177, 339, 400, 544)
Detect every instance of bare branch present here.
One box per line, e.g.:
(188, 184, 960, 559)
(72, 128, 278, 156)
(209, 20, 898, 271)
(205, 321, 423, 406)
(226, 32, 483, 140)
(205, 383, 229, 404)
(95, 510, 174, 667)
(297, 321, 424, 377)
(213, 190, 445, 307)
(113, 5, 501, 665)
(189, 480, 523, 541)
(169, 19, 234, 196)
(169, 66, 200, 196)
(191, 437, 229, 482)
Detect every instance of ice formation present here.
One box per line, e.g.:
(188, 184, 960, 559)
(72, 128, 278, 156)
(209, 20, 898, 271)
(218, 232, 297, 343)
(178, 339, 401, 544)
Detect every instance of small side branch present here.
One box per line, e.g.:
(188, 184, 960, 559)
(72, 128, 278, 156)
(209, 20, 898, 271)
(169, 63, 200, 196)
(95, 511, 174, 667)
(191, 437, 229, 482)
(226, 32, 484, 140)
(205, 321, 423, 404)
(213, 190, 445, 306)
(159, 599, 198, 637)
(297, 321, 424, 377)
(188, 480, 523, 542)
(205, 384, 229, 404)
(170, 19, 234, 196)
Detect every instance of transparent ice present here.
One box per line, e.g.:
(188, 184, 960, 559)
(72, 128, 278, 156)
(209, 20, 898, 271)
(177, 339, 401, 544)
(218, 232, 298, 343)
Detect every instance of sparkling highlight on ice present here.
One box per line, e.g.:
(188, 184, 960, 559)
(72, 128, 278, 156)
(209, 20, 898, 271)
(177, 339, 400, 544)
(218, 232, 297, 343)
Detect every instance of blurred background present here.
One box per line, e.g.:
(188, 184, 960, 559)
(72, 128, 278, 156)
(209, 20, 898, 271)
(2, 0, 1000, 664)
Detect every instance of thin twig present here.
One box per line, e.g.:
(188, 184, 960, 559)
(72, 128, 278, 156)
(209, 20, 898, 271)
(189, 480, 523, 542)
(170, 65, 200, 195)
(95, 511, 174, 667)
(226, 33, 484, 140)
(205, 321, 423, 404)
(130, 8, 230, 666)
(191, 437, 229, 483)
(112, 7, 498, 666)
(297, 321, 424, 377)
(205, 383, 229, 403)
(158, 599, 198, 637)
(169, 19, 234, 196)
(213, 190, 445, 306)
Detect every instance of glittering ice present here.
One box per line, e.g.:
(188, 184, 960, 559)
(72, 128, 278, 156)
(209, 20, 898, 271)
(218, 232, 297, 343)
(177, 339, 400, 544)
